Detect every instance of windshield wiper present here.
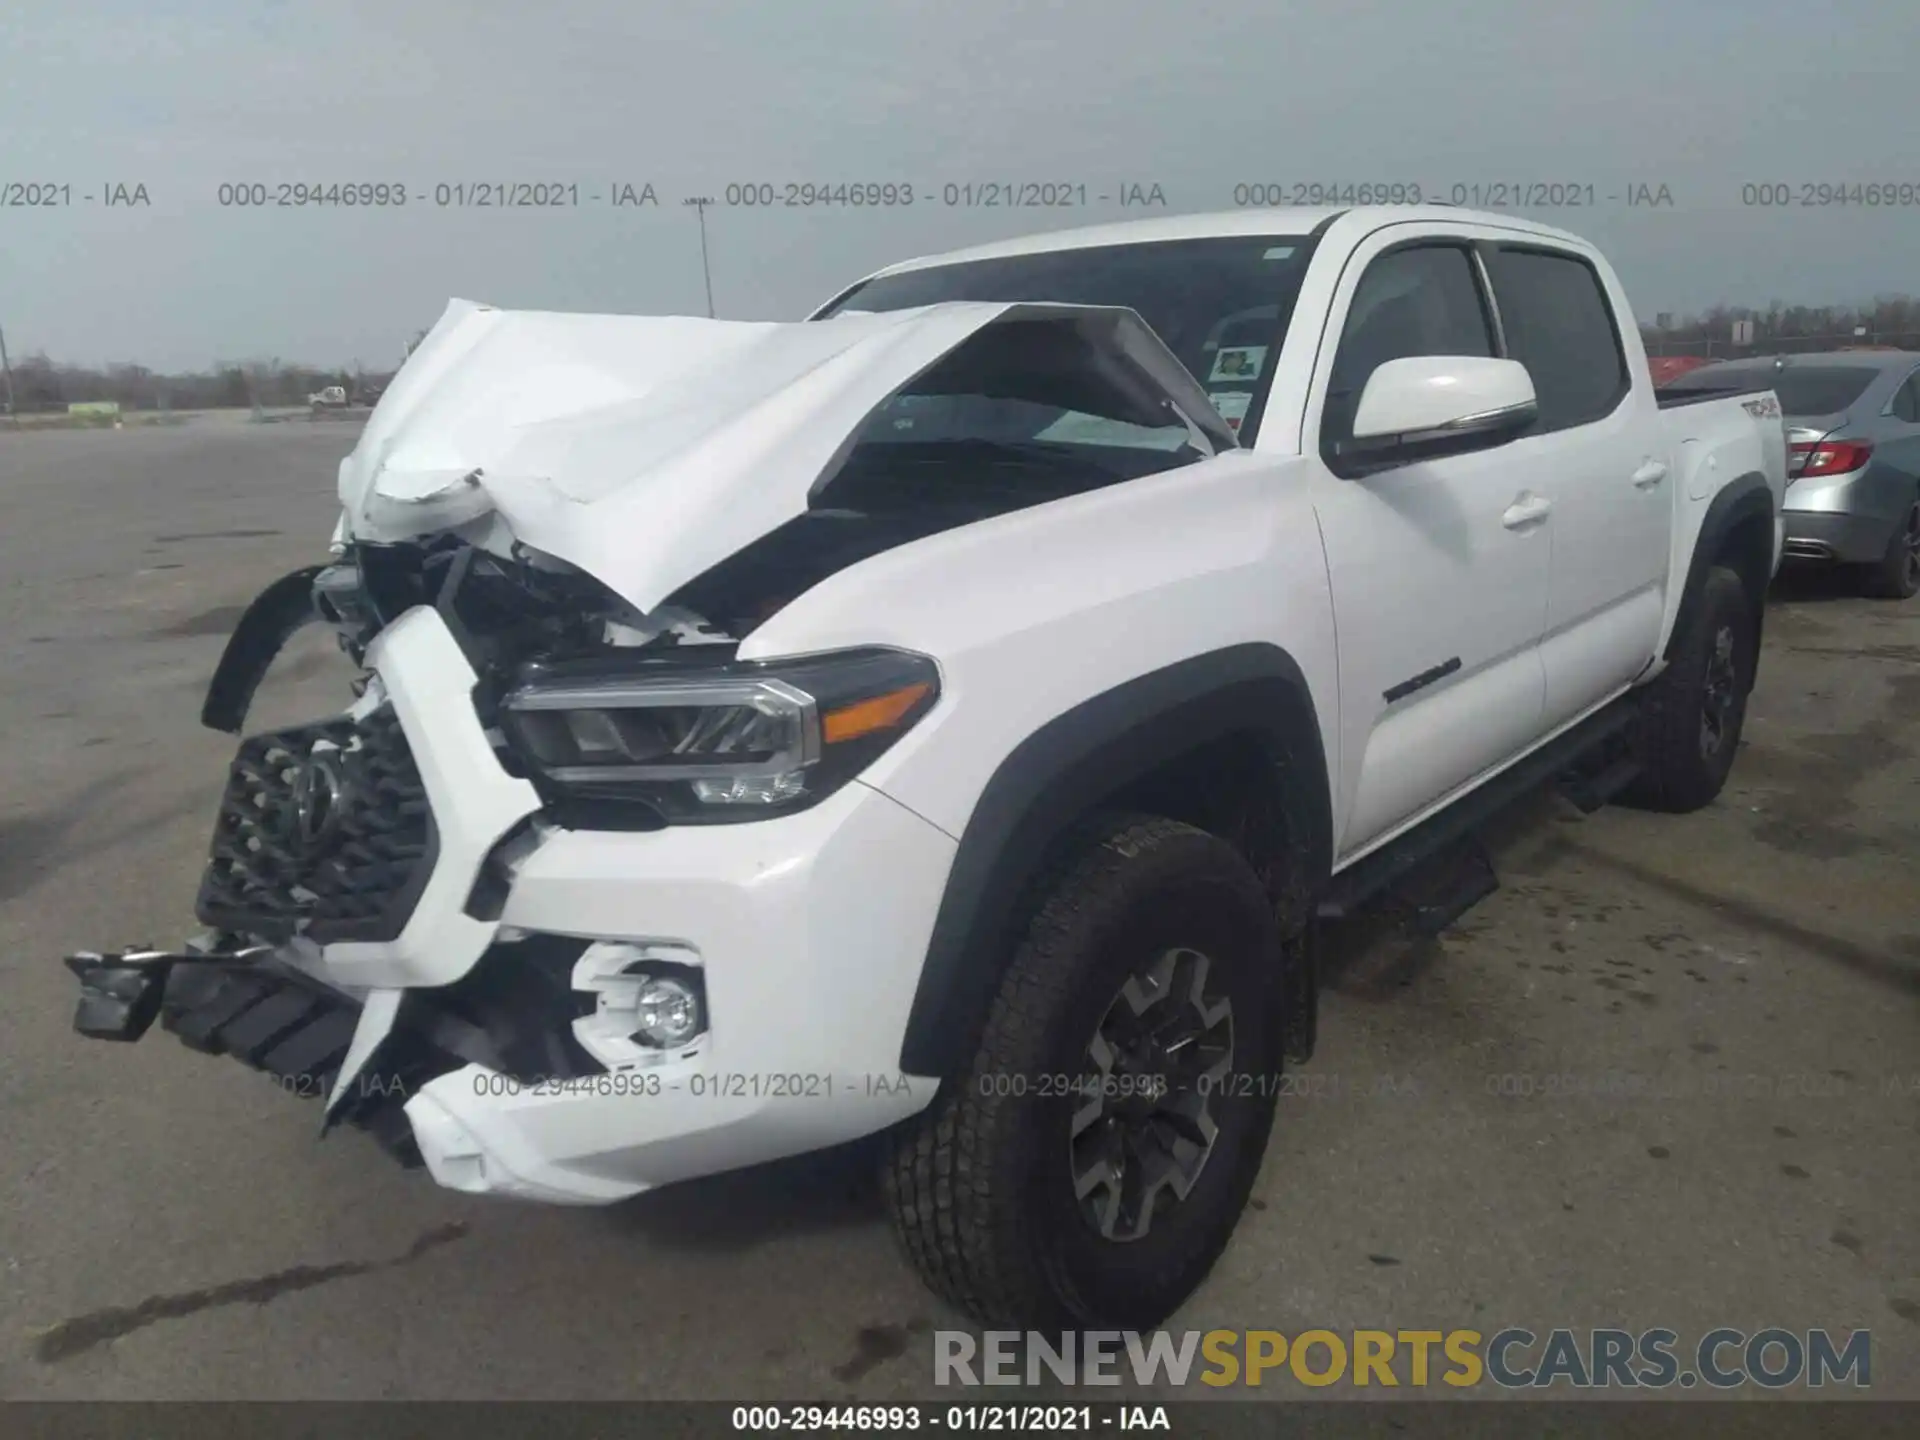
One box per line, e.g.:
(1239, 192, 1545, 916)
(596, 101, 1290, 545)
(871, 436, 1200, 470)
(865, 437, 1090, 461)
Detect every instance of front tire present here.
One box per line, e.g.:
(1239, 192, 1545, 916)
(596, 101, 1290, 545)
(1862, 497, 1920, 600)
(1621, 565, 1756, 813)
(883, 815, 1283, 1329)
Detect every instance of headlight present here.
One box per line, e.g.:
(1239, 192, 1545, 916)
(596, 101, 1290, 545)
(500, 647, 939, 823)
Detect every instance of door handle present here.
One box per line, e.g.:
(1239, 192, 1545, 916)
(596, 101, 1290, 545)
(1633, 459, 1670, 489)
(1502, 494, 1553, 529)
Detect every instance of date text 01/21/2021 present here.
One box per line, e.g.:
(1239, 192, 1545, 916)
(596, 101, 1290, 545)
(972, 1071, 1418, 1101)
(1230, 181, 1676, 208)
(198, 181, 1171, 209)
(212, 182, 662, 208)
(731, 1405, 1170, 1432)
(1, 182, 150, 207)
(719, 182, 1169, 208)
(268, 1070, 927, 1103)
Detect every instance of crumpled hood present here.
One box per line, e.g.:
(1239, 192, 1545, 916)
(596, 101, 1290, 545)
(338, 297, 1233, 614)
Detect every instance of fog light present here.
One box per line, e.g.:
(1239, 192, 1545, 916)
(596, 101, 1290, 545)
(634, 974, 704, 1049)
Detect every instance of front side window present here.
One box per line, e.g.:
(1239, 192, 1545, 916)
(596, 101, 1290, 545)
(1323, 245, 1494, 445)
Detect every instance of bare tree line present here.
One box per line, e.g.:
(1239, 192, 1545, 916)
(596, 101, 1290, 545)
(2, 329, 430, 414)
(1643, 294, 1920, 356)
(3, 355, 397, 413)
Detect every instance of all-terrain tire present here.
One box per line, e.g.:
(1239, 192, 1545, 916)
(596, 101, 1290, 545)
(1620, 565, 1756, 813)
(1861, 495, 1920, 600)
(883, 815, 1284, 1330)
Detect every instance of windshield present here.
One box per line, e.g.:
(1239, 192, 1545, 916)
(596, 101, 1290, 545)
(817, 235, 1317, 446)
(1666, 363, 1881, 417)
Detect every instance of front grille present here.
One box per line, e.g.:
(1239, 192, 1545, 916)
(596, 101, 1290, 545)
(195, 706, 437, 943)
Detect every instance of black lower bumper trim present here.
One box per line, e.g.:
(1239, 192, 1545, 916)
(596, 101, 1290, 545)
(67, 946, 363, 1086)
(68, 943, 423, 1161)
(66, 932, 609, 1173)
(65, 946, 272, 1043)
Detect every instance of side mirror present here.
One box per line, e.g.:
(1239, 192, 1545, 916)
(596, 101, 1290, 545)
(1342, 356, 1538, 465)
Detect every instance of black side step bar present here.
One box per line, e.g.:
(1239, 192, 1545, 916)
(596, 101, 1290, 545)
(1558, 754, 1642, 815)
(1317, 697, 1639, 922)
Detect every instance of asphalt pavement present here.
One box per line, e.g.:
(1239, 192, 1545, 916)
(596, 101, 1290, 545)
(0, 419, 1914, 1401)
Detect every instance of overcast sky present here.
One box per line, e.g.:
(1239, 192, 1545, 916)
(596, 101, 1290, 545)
(3, 0, 1917, 370)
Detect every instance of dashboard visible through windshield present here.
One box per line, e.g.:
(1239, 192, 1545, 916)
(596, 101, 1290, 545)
(816, 234, 1317, 447)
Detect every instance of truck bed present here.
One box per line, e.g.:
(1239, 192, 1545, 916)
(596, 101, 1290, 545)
(1653, 386, 1790, 579)
(1654, 382, 1774, 410)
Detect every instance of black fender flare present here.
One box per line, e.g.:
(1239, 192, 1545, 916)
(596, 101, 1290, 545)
(200, 566, 327, 733)
(1664, 472, 1776, 667)
(897, 643, 1333, 1077)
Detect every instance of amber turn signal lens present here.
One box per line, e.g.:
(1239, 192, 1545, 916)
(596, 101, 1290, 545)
(822, 682, 934, 745)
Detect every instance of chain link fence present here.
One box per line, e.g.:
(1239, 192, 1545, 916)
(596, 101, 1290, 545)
(1643, 331, 1920, 358)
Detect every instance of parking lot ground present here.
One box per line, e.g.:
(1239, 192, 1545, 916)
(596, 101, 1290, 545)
(0, 424, 1914, 1401)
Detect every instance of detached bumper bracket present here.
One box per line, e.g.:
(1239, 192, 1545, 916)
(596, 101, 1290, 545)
(65, 951, 172, 1042)
(64, 944, 269, 1043)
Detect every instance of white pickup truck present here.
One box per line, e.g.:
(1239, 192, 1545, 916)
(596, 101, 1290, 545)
(65, 207, 1787, 1330)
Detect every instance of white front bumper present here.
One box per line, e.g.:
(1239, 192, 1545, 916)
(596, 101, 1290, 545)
(316, 606, 958, 1203)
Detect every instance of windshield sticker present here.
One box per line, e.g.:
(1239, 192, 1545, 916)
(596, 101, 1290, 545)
(1263, 246, 1297, 260)
(1208, 346, 1267, 383)
(1210, 390, 1253, 429)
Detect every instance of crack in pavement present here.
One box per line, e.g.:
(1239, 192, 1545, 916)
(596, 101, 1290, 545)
(31, 1221, 471, 1363)
(1561, 840, 1920, 998)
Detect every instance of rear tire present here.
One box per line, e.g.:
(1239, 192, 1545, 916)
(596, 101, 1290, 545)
(1620, 565, 1756, 813)
(883, 815, 1283, 1329)
(1862, 497, 1920, 600)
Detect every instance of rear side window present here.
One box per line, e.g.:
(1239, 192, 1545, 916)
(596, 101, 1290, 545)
(1481, 247, 1628, 432)
(1323, 245, 1493, 444)
(1890, 372, 1920, 422)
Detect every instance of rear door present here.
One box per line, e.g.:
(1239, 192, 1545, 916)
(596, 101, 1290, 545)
(1304, 229, 1552, 860)
(1477, 243, 1668, 731)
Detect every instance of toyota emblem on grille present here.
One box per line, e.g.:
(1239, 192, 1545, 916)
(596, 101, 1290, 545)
(290, 753, 347, 854)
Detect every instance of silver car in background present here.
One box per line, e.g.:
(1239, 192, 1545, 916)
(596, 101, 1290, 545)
(1663, 352, 1920, 598)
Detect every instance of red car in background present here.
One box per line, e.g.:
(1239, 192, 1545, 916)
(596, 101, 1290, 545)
(1647, 354, 1715, 386)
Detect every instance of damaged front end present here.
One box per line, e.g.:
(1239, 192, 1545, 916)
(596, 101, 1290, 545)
(60, 534, 930, 1175)
(66, 929, 616, 1164)
(69, 525, 725, 1148)
(62, 294, 1234, 1182)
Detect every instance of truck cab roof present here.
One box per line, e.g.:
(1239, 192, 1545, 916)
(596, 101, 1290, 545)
(865, 206, 1596, 282)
